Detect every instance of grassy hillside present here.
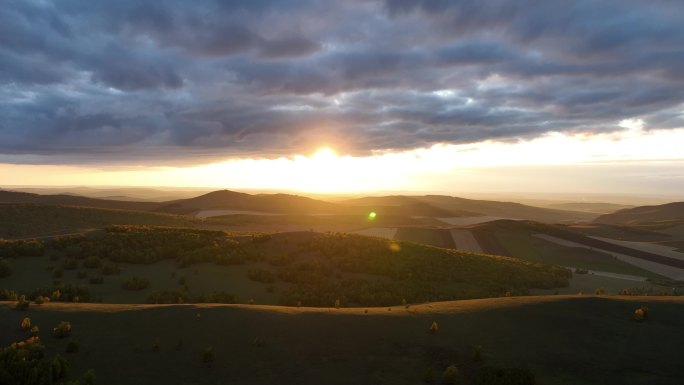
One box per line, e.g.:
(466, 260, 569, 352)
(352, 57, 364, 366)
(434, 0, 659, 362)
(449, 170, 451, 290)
(155, 190, 340, 215)
(0, 204, 198, 238)
(2, 296, 683, 385)
(0, 226, 570, 307)
(0, 190, 157, 211)
(594, 202, 684, 225)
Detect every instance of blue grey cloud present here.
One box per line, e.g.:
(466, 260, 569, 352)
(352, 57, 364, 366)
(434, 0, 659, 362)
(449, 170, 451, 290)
(0, 0, 683, 163)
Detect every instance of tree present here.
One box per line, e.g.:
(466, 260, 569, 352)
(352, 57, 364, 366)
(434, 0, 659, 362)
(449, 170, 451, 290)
(53, 321, 72, 338)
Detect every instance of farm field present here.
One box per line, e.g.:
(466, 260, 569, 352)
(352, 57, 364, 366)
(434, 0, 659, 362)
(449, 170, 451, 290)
(449, 229, 483, 253)
(350, 227, 398, 240)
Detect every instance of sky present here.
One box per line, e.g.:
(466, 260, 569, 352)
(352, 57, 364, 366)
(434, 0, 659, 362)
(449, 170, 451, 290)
(1, 0, 684, 194)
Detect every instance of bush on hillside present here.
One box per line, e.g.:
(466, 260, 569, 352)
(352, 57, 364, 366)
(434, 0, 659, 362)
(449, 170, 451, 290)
(52, 321, 72, 339)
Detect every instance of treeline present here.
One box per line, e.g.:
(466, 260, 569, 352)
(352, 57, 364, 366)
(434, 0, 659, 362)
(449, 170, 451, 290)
(46, 226, 258, 266)
(274, 232, 570, 306)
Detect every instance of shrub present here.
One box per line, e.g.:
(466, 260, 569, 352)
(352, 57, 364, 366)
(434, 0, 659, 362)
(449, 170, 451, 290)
(0, 289, 18, 301)
(595, 287, 605, 295)
(53, 321, 72, 338)
(30, 326, 40, 337)
(34, 295, 49, 305)
(121, 277, 149, 291)
(634, 306, 649, 322)
(0, 258, 11, 278)
(15, 295, 30, 311)
(21, 317, 31, 330)
(442, 365, 460, 385)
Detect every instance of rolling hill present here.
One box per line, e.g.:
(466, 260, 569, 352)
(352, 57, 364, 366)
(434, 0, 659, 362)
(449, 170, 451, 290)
(0, 203, 198, 238)
(0, 190, 157, 211)
(594, 202, 684, 225)
(154, 190, 341, 215)
(345, 195, 596, 223)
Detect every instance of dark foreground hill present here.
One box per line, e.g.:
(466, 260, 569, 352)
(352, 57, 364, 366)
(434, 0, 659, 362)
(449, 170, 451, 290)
(2, 296, 683, 385)
(594, 202, 684, 225)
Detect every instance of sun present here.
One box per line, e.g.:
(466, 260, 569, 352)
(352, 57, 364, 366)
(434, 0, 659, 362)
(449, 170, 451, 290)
(311, 147, 338, 162)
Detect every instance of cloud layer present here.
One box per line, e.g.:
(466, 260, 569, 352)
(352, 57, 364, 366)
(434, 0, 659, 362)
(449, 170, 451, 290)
(1, 0, 683, 163)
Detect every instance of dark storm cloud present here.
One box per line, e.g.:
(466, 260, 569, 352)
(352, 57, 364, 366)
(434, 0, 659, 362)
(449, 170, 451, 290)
(1, 0, 683, 164)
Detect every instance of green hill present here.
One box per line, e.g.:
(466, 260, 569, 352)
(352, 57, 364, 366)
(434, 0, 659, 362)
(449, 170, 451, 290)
(0, 226, 570, 306)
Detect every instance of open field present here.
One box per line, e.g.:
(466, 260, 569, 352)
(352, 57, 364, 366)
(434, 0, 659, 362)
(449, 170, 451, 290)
(3, 295, 684, 385)
(438, 216, 519, 226)
(449, 229, 483, 253)
(536, 234, 684, 281)
(195, 209, 282, 219)
(590, 236, 684, 261)
(350, 227, 398, 240)
(394, 227, 455, 248)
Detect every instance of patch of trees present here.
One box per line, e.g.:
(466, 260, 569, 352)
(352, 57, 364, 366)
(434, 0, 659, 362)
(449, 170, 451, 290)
(275, 232, 570, 306)
(0, 239, 44, 257)
(29, 283, 91, 303)
(0, 337, 68, 385)
(46, 226, 258, 267)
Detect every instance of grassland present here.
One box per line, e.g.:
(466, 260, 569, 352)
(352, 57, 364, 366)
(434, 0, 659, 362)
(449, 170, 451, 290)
(2, 295, 684, 385)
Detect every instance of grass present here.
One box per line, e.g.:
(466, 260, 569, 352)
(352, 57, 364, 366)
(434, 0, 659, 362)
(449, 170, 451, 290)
(2, 296, 684, 385)
(0, 256, 286, 304)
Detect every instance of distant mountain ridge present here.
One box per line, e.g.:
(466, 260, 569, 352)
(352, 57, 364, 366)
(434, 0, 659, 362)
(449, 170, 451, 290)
(593, 202, 684, 225)
(1, 189, 599, 223)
